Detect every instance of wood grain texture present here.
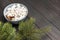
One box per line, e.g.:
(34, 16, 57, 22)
(23, 0, 60, 40)
(0, 0, 60, 40)
(24, 0, 60, 30)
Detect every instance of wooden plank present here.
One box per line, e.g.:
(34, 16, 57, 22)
(47, 0, 60, 30)
(0, 7, 3, 21)
(24, 0, 60, 30)
(47, 25, 60, 40)
(41, 34, 52, 40)
(22, 0, 60, 40)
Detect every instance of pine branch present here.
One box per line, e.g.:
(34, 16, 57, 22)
(0, 22, 16, 40)
(0, 17, 50, 40)
(18, 18, 50, 40)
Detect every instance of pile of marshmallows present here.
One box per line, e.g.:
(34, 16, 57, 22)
(5, 3, 28, 21)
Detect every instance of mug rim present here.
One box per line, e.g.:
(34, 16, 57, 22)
(3, 3, 28, 22)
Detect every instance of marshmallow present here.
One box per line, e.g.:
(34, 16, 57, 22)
(5, 3, 28, 21)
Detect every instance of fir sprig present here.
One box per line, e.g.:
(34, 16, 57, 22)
(0, 22, 16, 40)
(0, 17, 50, 40)
(18, 18, 50, 40)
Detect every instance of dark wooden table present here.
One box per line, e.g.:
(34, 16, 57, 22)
(0, 0, 60, 40)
